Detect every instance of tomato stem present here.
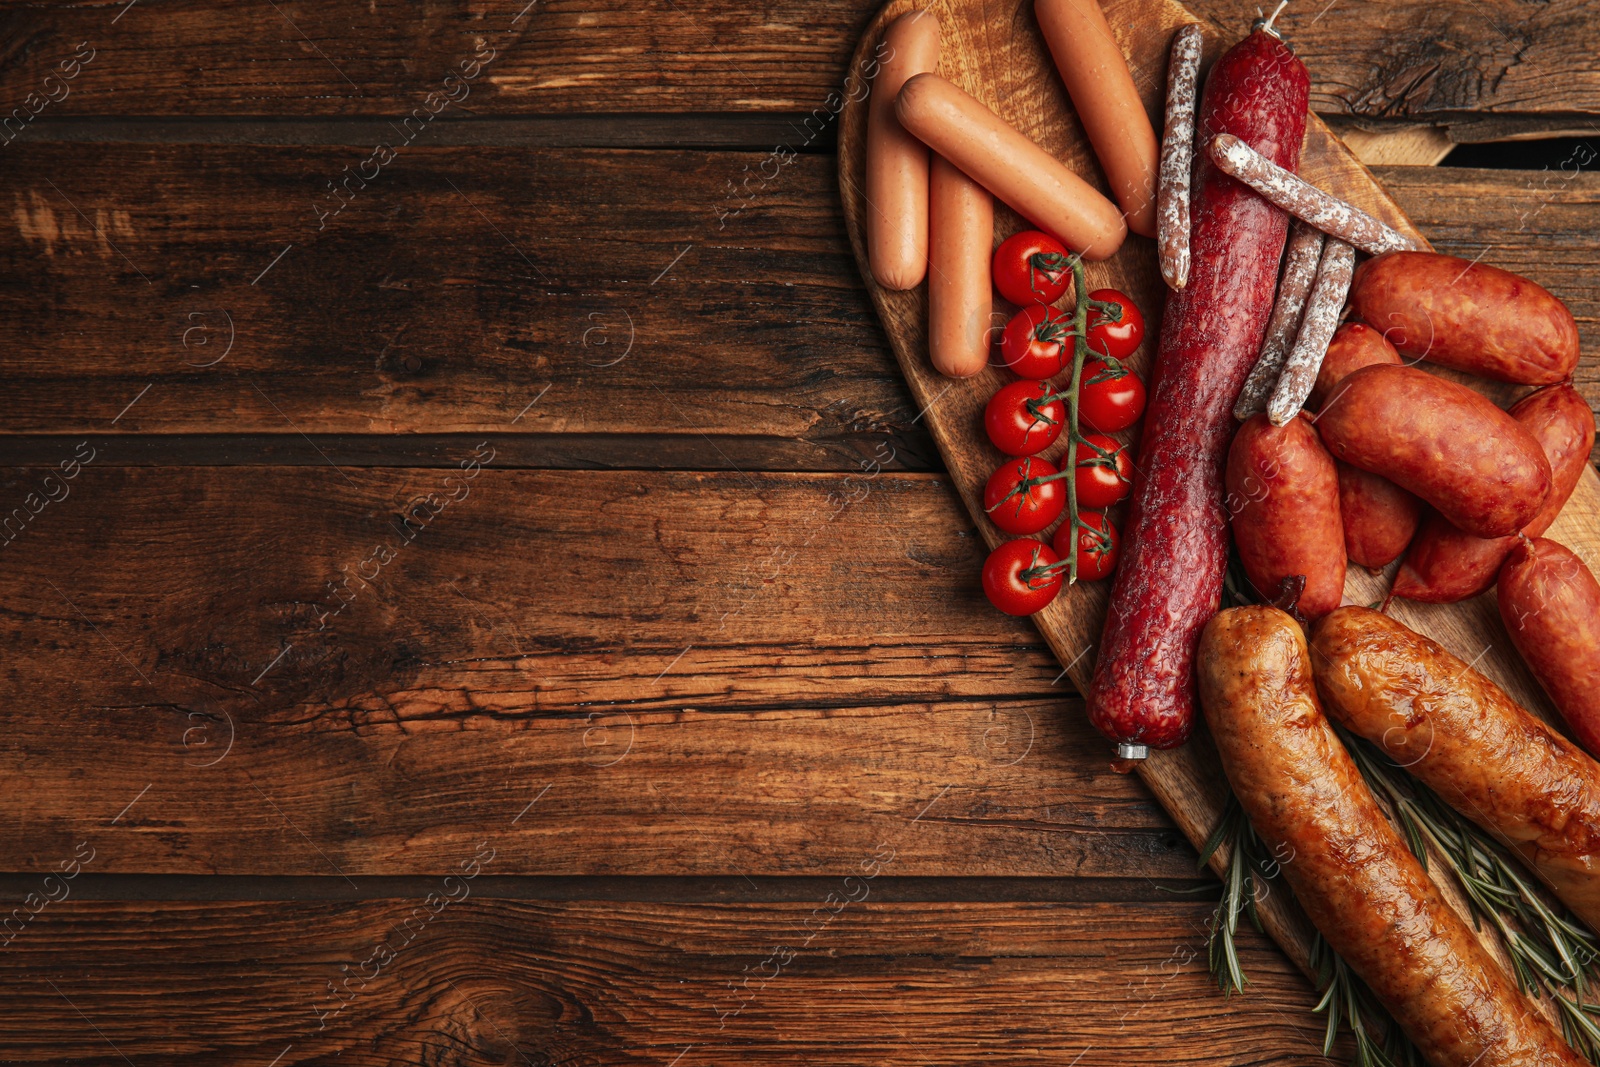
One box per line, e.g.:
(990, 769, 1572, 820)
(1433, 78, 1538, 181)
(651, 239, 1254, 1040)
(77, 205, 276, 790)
(1027, 251, 1072, 301)
(1063, 258, 1093, 585)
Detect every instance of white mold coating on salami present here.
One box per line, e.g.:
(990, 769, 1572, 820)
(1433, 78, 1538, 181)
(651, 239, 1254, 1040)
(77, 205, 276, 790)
(1269, 238, 1355, 425)
(1156, 24, 1203, 291)
(1234, 219, 1324, 420)
(1209, 133, 1422, 256)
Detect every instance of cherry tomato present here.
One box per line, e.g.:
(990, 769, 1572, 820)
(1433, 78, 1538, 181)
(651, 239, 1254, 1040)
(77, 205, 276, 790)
(983, 455, 1065, 535)
(1074, 434, 1134, 508)
(984, 380, 1065, 456)
(1000, 305, 1070, 380)
(1078, 359, 1147, 433)
(1085, 288, 1145, 360)
(992, 230, 1073, 306)
(981, 538, 1063, 615)
(1052, 511, 1120, 581)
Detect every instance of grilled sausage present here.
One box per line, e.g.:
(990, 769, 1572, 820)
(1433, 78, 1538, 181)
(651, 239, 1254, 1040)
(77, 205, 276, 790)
(1225, 414, 1345, 618)
(895, 72, 1127, 259)
(1315, 364, 1552, 539)
(1394, 384, 1595, 603)
(865, 10, 941, 290)
(1201, 606, 1584, 1067)
(1499, 538, 1600, 760)
(1311, 605, 1600, 933)
(1348, 252, 1580, 385)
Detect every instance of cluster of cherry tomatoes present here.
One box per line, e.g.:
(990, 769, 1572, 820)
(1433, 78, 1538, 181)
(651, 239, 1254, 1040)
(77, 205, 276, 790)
(978, 231, 1148, 616)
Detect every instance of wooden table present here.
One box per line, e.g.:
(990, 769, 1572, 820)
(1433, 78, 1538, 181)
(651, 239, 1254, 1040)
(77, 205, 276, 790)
(0, 1, 1595, 1062)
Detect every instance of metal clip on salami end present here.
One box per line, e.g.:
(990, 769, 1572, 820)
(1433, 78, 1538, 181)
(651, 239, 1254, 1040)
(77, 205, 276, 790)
(1116, 742, 1150, 760)
(1251, 0, 1290, 42)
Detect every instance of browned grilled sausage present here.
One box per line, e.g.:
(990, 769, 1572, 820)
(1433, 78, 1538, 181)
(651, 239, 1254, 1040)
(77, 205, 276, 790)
(1200, 606, 1584, 1067)
(1311, 606, 1600, 933)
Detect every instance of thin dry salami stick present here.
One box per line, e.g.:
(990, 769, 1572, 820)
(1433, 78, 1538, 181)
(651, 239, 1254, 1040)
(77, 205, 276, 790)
(1156, 24, 1203, 290)
(1233, 219, 1324, 420)
(1209, 133, 1423, 256)
(1268, 237, 1355, 425)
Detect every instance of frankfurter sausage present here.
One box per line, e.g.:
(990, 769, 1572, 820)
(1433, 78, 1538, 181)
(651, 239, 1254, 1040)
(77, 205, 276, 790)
(895, 73, 1128, 260)
(927, 154, 993, 378)
(1201, 606, 1583, 1067)
(1338, 463, 1422, 571)
(1315, 364, 1552, 538)
(1500, 538, 1600, 759)
(1088, 24, 1307, 754)
(1393, 383, 1595, 602)
(1036, 0, 1159, 237)
(1225, 414, 1345, 618)
(1307, 321, 1400, 410)
(865, 11, 940, 290)
(1348, 252, 1580, 385)
(1312, 605, 1600, 934)
(1307, 323, 1419, 570)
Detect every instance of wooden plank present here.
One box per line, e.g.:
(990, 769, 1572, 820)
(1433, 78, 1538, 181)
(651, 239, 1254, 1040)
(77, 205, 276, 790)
(0, 143, 914, 456)
(0, 465, 1194, 877)
(5, 148, 1600, 444)
(0, 897, 1334, 1065)
(0, 0, 1596, 121)
(1188, 0, 1600, 123)
(0, 432, 940, 473)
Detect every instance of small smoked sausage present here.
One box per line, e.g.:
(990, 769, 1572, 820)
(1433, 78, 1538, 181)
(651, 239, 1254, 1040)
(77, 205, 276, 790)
(865, 11, 941, 290)
(1337, 462, 1422, 571)
(1393, 383, 1595, 603)
(1200, 606, 1583, 1067)
(1306, 323, 1418, 570)
(1348, 252, 1580, 385)
(1307, 321, 1400, 410)
(1036, 0, 1160, 237)
(927, 154, 993, 378)
(1315, 364, 1551, 539)
(1156, 23, 1203, 289)
(1312, 606, 1600, 934)
(1500, 538, 1600, 760)
(1225, 414, 1345, 618)
(896, 73, 1127, 259)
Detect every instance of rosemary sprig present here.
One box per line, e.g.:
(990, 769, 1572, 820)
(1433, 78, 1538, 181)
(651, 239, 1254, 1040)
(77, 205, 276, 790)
(1346, 736, 1600, 1061)
(1200, 796, 1421, 1066)
(1203, 727, 1600, 1066)
(1196, 796, 1262, 997)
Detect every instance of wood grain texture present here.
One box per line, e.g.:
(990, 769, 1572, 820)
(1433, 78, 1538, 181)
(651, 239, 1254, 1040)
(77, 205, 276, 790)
(5, 144, 1600, 447)
(0, 897, 1336, 1065)
(0, 465, 1199, 877)
(838, 0, 1600, 996)
(0, 0, 1595, 122)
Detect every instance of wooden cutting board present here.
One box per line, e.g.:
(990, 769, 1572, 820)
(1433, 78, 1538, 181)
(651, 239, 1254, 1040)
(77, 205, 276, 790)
(838, 0, 1600, 985)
